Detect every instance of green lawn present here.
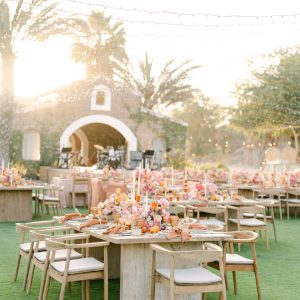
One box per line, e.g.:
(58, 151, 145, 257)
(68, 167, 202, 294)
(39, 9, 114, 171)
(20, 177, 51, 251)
(1, 210, 299, 299)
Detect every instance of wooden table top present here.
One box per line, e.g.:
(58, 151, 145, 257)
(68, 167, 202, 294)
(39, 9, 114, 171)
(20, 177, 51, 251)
(0, 185, 46, 191)
(54, 217, 232, 245)
(86, 229, 233, 245)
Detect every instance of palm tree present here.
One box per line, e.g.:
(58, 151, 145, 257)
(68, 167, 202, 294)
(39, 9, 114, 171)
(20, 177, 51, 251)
(0, 0, 67, 162)
(70, 11, 128, 79)
(121, 53, 199, 110)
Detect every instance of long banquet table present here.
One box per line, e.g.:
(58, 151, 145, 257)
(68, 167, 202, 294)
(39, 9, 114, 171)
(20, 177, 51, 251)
(57, 217, 232, 300)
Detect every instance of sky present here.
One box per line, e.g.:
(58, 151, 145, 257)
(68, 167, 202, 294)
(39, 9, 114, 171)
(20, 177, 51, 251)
(13, 0, 300, 106)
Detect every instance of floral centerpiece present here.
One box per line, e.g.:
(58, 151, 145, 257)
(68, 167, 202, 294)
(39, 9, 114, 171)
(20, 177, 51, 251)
(134, 198, 170, 232)
(99, 188, 132, 222)
(0, 167, 24, 187)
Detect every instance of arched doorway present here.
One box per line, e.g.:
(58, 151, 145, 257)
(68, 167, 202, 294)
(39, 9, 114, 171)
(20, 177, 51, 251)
(60, 115, 137, 166)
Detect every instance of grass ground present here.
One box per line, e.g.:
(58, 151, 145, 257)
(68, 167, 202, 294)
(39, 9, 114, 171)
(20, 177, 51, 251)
(0, 209, 299, 299)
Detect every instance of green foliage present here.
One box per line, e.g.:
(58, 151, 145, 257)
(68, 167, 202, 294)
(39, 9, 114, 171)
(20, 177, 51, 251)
(232, 49, 300, 132)
(172, 95, 220, 157)
(69, 11, 128, 78)
(9, 130, 59, 178)
(120, 53, 199, 109)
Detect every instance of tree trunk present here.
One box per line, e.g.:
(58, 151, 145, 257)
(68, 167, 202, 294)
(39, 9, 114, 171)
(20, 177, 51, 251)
(0, 50, 15, 95)
(290, 126, 299, 155)
(0, 50, 15, 164)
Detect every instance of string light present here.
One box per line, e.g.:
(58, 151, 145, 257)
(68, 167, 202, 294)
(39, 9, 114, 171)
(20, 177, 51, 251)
(53, 0, 300, 20)
(8, 0, 300, 29)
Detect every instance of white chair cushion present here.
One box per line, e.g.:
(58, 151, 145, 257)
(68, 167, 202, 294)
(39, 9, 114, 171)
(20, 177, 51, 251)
(20, 241, 46, 252)
(156, 266, 222, 285)
(34, 249, 82, 263)
(229, 218, 266, 226)
(199, 219, 225, 226)
(288, 199, 300, 204)
(51, 257, 104, 274)
(42, 196, 59, 202)
(226, 254, 253, 265)
(243, 213, 272, 219)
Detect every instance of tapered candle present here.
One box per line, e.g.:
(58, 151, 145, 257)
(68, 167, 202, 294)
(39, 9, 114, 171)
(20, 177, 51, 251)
(137, 164, 141, 195)
(1, 159, 3, 176)
(184, 167, 187, 180)
(132, 172, 136, 199)
(204, 175, 207, 198)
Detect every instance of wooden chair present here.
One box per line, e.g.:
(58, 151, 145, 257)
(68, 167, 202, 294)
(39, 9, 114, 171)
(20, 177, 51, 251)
(227, 205, 269, 249)
(210, 231, 261, 300)
(25, 227, 82, 297)
(168, 203, 186, 218)
(14, 220, 56, 285)
(42, 234, 109, 300)
(38, 186, 65, 219)
(253, 187, 283, 220)
(284, 189, 300, 220)
(187, 205, 228, 231)
(244, 200, 278, 242)
(150, 242, 226, 300)
(71, 176, 89, 208)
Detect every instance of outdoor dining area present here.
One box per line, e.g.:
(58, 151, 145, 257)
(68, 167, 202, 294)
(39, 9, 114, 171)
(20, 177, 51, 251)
(2, 1, 300, 299)
(2, 164, 300, 299)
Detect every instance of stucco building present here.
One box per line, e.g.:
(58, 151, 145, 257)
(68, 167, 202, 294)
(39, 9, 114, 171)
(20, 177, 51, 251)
(11, 77, 187, 173)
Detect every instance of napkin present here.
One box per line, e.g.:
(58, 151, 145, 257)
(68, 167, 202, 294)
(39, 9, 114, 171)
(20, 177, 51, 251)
(60, 213, 86, 223)
(78, 219, 101, 230)
(167, 227, 192, 241)
(189, 223, 208, 230)
(102, 225, 127, 235)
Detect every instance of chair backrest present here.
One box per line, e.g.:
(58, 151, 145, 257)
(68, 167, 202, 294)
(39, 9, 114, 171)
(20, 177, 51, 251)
(238, 205, 265, 218)
(151, 242, 223, 264)
(226, 231, 258, 244)
(106, 181, 127, 198)
(16, 220, 56, 243)
(72, 175, 89, 193)
(196, 205, 226, 215)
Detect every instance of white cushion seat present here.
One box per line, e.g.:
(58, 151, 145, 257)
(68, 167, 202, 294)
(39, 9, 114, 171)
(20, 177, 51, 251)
(51, 257, 104, 274)
(229, 218, 266, 226)
(243, 213, 272, 219)
(20, 241, 46, 253)
(288, 199, 300, 204)
(199, 219, 225, 226)
(226, 254, 253, 265)
(34, 249, 82, 263)
(156, 266, 222, 285)
(42, 196, 60, 202)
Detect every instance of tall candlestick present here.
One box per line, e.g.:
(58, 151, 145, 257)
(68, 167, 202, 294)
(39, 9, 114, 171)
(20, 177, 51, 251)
(184, 167, 187, 180)
(204, 175, 207, 198)
(137, 164, 141, 195)
(1, 159, 3, 176)
(132, 172, 136, 199)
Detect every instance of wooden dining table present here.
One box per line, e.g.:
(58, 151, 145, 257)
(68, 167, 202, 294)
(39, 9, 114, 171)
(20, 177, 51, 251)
(0, 185, 45, 221)
(55, 217, 232, 300)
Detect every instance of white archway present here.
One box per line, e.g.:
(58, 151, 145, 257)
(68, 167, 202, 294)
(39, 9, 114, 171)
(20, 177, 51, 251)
(75, 129, 89, 164)
(60, 115, 137, 164)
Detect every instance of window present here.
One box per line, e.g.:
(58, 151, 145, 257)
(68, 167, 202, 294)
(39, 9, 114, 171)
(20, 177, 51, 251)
(22, 130, 41, 161)
(91, 85, 111, 111)
(96, 91, 105, 105)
